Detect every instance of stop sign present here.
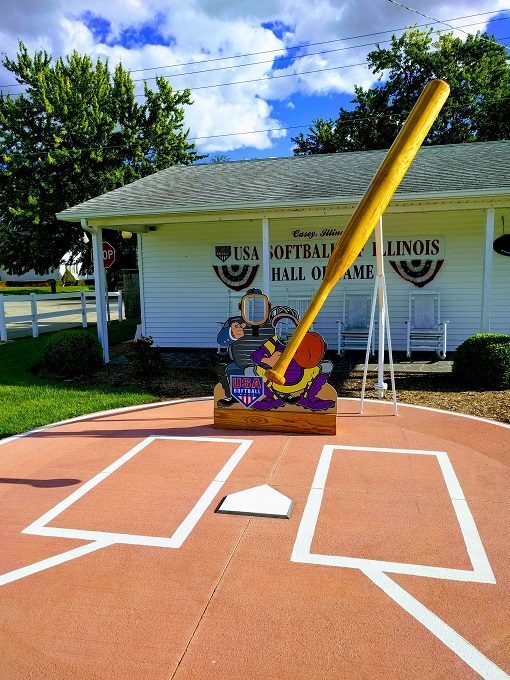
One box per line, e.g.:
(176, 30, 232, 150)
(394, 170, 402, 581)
(102, 241, 116, 269)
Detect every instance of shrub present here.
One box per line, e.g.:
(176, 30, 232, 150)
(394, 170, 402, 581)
(44, 330, 103, 376)
(61, 268, 78, 286)
(453, 333, 510, 389)
(133, 335, 160, 380)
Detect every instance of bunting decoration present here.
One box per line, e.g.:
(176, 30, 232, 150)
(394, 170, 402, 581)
(389, 259, 444, 287)
(493, 234, 510, 257)
(212, 264, 259, 291)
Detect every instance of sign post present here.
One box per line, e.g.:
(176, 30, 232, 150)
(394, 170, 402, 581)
(102, 242, 115, 322)
(89, 225, 109, 363)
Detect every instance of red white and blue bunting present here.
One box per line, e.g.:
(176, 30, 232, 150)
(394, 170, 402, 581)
(212, 264, 259, 291)
(389, 259, 444, 287)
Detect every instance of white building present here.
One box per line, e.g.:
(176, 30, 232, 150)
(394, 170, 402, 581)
(0, 268, 60, 283)
(57, 140, 510, 358)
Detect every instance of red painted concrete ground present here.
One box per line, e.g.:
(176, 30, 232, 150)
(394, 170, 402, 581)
(0, 398, 509, 679)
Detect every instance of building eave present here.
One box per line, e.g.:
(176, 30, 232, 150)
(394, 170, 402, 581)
(55, 188, 510, 229)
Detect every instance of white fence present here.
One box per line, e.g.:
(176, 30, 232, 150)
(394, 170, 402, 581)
(0, 291, 123, 341)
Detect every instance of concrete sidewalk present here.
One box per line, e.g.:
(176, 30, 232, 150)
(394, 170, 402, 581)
(155, 350, 453, 374)
(1, 297, 121, 340)
(352, 358, 453, 373)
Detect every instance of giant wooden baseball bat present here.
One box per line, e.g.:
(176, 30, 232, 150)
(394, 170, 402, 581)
(266, 79, 450, 385)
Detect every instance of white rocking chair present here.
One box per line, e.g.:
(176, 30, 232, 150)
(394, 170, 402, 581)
(337, 292, 376, 356)
(405, 290, 448, 359)
(286, 291, 313, 328)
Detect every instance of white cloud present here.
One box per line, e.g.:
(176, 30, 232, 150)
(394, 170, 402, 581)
(0, 0, 507, 153)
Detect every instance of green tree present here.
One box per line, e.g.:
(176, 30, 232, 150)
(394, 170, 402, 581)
(209, 154, 231, 163)
(0, 42, 203, 274)
(292, 29, 510, 155)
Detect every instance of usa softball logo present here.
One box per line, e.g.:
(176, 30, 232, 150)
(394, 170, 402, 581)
(215, 245, 232, 262)
(230, 376, 264, 407)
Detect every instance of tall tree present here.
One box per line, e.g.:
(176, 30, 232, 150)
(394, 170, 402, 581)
(292, 29, 510, 155)
(0, 42, 203, 274)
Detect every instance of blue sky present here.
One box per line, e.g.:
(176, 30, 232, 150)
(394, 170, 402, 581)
(249, 10, 510, 162)
(0, 0, 509, 161)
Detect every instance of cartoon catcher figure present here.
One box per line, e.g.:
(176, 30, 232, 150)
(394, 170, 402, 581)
(216, 288, 275, 407)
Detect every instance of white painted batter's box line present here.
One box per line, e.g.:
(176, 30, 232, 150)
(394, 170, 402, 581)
(292, 444, 495, 584)
(22, 436, 253, 549)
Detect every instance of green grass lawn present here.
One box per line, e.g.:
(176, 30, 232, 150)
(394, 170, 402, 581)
(0, 319, 156, 439)
(0, 283, 94, 295)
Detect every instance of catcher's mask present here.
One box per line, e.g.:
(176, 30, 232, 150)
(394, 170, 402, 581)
(240, 288, 270, 337)
(269, 306, 299, 344)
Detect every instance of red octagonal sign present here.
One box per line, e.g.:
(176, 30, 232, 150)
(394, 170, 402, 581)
(102, 241, 116, 269)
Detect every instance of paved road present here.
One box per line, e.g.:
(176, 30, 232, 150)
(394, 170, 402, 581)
(1, 296, 121, 340)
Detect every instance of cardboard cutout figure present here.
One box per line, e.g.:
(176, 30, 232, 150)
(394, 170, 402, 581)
(214, 290, 337, 434)
(214, 81, 451, 434)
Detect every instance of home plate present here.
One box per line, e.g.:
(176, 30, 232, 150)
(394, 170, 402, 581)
(216, 484, 293, 519)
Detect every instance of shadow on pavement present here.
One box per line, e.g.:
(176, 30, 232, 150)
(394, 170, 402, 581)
(0, 477, 81, 487)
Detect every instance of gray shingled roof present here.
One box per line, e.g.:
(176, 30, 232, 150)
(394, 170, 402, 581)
(57, 140, 510, 220)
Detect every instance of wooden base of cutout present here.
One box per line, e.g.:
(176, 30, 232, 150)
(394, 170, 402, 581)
(213, 383, 337, 435)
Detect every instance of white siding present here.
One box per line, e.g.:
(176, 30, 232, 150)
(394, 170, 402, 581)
(140, 209, 506, 351)
(140, 220, 262, 348)
(491, 210, 510, 335)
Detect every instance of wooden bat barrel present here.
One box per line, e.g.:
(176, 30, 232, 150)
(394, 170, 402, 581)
(266, 79, 450, 385)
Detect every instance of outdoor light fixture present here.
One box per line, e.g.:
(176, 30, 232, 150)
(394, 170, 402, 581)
(121, 231, 133, 239)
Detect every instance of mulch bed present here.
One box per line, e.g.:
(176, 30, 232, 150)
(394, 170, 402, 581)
(86, 342, 510, 425)
(332, 373, 510, 423)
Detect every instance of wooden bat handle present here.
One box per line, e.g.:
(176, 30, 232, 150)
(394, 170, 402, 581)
(266, 79, 450, 385)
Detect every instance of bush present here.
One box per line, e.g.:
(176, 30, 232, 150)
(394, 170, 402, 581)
(453, 333, 510, 389)
(61, 268, 78, 286)
(133, 335, 161, 380)
(44, 330, 103, 377)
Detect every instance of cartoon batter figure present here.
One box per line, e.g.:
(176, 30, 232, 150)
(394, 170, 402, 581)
(249, 306, 335, 411)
